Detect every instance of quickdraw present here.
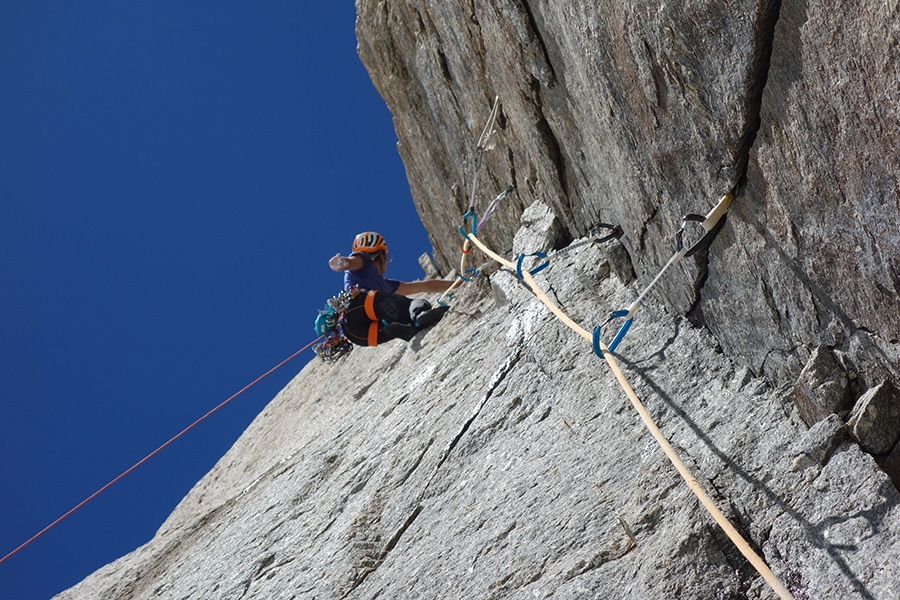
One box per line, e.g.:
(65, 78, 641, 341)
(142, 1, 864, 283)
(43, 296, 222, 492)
(458, 187, 514, 239)
(437, 98, 511, 308)
(593, 192, 734, 353)
(465, 95, 501, 218)
(479, 186, 514, 232)
(514, 223, 624, 278)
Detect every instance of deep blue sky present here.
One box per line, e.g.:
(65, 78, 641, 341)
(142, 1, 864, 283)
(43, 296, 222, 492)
(1, 3, 434, 597)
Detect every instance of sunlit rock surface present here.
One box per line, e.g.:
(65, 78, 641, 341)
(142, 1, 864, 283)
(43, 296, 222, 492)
(58, 0, 900, 598)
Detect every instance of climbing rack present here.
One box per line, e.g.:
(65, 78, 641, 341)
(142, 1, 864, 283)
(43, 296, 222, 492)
(313, 287, 362, 361)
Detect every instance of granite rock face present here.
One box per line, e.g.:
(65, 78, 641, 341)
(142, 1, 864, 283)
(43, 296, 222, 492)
(703, 0, 900, 384)
(792, 346, 850, 427)
(56, 230, 900, 599)
(849, 381, 900, 455)
(356, 0, 900, 387)
(57, 1, 900, 598)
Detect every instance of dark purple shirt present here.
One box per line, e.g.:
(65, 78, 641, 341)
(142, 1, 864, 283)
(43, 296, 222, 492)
(344, 252, 401, 293)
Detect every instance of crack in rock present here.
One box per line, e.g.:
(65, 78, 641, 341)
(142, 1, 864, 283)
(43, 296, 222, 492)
(430, 347, 525, 478)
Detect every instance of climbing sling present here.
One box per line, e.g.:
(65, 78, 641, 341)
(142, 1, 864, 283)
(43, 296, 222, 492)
(434, 98, 509, 308)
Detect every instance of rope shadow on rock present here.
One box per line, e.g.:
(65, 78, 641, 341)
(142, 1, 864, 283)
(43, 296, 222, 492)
(618, 355, 885, 600)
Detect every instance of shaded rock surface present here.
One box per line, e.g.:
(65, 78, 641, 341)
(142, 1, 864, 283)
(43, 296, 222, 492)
(849, 381, 900, 455)
(793, 346, 850, 427)
(58, 0, 900, 598)
(788, 414, 846, 472)
(356, 0, 900, 386)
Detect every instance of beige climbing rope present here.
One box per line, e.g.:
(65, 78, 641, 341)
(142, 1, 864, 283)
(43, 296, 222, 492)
(467, 232, 794, 600)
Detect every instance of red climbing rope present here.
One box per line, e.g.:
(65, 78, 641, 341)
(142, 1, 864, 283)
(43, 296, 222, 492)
(0, 336, 323, 566)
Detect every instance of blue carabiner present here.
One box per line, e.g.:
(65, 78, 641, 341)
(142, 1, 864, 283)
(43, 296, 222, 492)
(591, 325, 605, 357)
(592, 309, 633, 356)
(515, 252, 550, 278)
(462, 210, 479, 237)
(459, 267, 480, 282)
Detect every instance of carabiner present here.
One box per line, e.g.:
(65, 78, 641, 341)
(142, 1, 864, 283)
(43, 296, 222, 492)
(459, 267, 480, 282)
(461, 210, 479, 238)
(592, 309, 633, 356)
(515, 252, 550, 278)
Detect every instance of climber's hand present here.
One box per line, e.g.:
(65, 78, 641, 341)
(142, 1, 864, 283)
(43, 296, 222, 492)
(329, 254, 351, 272)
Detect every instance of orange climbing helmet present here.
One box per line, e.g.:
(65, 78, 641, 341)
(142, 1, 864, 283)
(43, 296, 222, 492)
(352, 232, 389, 255)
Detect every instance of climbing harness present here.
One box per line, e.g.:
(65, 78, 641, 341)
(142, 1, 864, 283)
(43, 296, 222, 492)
(464, 230, 793, 600)
(313, 286, 385, 355)
(594, 192, 734, 353)
(319, 287, 443, 351)
(1, 335, 324, 566)
(337, 289, 384, 347)
(362, 290, 380, 347)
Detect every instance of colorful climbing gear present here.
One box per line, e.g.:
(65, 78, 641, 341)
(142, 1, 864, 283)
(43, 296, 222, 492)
(459, 212, 479, 239)
(452, 190, 513, 293)
(479, 186, 514, 231)
(313, 287, 364, 360)
(594, 192, 734, 353)
(438, 99, 510, 309)
(313, 332, 353, 361)
(438, 91, 788, 600)
(466, 95, 501, 217)
(515, 251, 550, 278)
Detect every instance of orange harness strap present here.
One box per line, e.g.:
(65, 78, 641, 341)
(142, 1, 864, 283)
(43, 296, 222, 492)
(364, 291, 379, 346)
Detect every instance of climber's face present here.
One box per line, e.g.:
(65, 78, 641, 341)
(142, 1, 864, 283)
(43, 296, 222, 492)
(372, 252, 388, 274)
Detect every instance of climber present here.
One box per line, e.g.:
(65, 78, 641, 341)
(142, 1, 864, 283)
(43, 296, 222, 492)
(329, 231, 453, 296)
(317, 232, 453, 353)
(314, 285, 446, 359)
